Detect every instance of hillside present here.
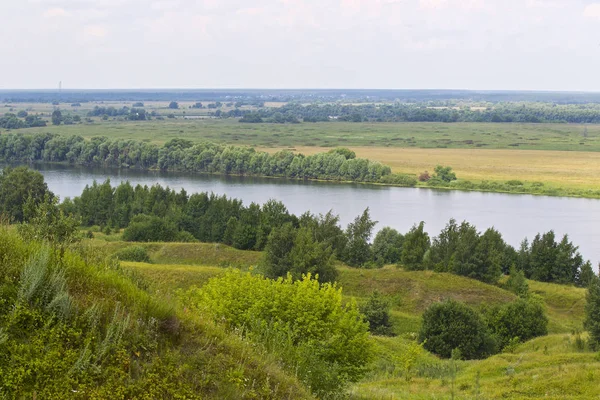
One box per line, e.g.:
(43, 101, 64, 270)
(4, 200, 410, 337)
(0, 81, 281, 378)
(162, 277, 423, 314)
(0, 229, 312, 399)
(105, 238, 593, 400)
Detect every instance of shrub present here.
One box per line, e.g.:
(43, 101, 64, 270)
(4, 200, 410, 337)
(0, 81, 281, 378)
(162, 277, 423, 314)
(360, 290, 394, 336)
(122, 215, 178, 242)
(418, 171, 431, 182)
(419, 300, 496, 360)
(115, 246, 151, 263)
(486, 297, 548, 349)
(185, 270, 372, 397)
(506, 180, 524, 186)
(379, 173, 418, 187)
(505, 265, 529, 297)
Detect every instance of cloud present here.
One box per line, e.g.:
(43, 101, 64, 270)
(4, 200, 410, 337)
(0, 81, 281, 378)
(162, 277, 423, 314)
(583, 3, 600, 19)
(43, 7, 70, 17)
(84, 24, 108, 38)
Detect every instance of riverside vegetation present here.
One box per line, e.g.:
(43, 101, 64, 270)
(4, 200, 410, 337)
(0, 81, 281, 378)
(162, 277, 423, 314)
(2, 166, 600, 398)
(3, 132, 600, 198)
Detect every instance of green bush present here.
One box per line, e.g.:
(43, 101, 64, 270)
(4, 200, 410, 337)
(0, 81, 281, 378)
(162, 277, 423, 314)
(487, 297, 548, 349)
(115, 246, 151, 263)
(419, 300, 496, 360)
(184, 270, 372, 398)
(360, 290, 394, 336)
(122, 215, 179, 242)
(379, 173, 418, 187)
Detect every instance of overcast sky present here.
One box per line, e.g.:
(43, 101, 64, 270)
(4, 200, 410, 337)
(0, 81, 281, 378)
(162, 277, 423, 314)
(2, 0, 600, 90)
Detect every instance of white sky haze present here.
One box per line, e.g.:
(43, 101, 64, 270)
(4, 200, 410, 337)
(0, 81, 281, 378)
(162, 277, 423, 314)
(2, 0, 600, 90)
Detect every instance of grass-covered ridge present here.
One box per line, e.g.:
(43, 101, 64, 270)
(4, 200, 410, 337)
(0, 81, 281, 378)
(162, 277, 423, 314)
(0, 228, 312, 399)
(113, 239, 594, 400)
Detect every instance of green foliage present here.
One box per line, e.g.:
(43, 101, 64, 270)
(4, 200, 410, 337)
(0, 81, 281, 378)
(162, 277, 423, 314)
(486, 297, 548, 349)
(433, 165, 457, 183)
(0, 227, 311, 399)
(185, 270, 372, 397)
(371, 227, 404, 267)
(168, 101, 179, 109)
(0, 133, 394, 184)
(426, 219, 507, 284)
(585, 278, 600, 350)
(519, 231, 586, 285)
(419, 299, 496, 360)
(114, 245, 151, 263)
(343, 208, 377, 267)
(51, 109, 62, 125)
(0, 167, 52, 222)
(506, 265, 529, 297)
(262, 224, 338, 283)
(360, 290, 394, 336)
(122, 214, 180, 242)
(17, 193, 81, 255)
(328, 147, 356, 160)
(400, 222, 430, 270)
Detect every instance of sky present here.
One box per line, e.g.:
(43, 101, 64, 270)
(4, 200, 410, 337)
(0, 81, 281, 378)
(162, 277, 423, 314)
(2, 0, 600, 90)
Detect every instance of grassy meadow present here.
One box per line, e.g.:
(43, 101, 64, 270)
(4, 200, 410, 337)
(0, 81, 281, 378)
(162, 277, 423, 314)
(91, 237, 594, 400)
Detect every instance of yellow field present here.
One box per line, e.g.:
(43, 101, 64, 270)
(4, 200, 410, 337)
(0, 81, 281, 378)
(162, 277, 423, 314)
(262, 146, 600, 190)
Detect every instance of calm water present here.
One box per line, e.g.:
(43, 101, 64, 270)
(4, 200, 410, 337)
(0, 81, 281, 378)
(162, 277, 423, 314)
(10, 164, 600, 265)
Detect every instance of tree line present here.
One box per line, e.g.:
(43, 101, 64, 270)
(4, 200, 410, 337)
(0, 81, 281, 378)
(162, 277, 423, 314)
(0, 134, 415, 186)
(222, 102, 600, 124)
(1, 166, 592, 288)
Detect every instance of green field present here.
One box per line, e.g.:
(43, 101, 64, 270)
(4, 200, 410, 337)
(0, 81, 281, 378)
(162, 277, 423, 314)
(99, 238, 593, 400)
(11, 118, 600, 151)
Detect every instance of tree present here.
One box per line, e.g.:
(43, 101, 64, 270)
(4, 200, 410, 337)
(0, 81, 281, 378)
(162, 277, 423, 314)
(419, 300, 496, 360)
(433, 165, 457, 183)
(372, 227, 404, 266)
(262, 223, 296, 279)
(0, 167, 52, 222)
(288, 227, 337, 283)
(17, 193, 80, 257)
(343, 208, 377, 267)
(262, 225, 337, 283)
(585, 277, 600, 350)
(400, 222, 430, 270)
(360, 290, 394, 336)
(168, 101, 179, 109)
(51, 110, 62, 125)
(579, 262, 598, 288)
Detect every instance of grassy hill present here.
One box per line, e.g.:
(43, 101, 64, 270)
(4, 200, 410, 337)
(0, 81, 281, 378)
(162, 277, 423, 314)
(0, 230, 312, 399)
(101, 238, 593, 400)
(30, 237, 590, 399)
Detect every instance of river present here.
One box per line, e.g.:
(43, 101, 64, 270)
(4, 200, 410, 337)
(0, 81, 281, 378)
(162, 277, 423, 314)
(8, 163, 600, 266)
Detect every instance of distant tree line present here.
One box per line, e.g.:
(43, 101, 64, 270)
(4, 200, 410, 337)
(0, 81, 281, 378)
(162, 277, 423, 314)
(0, 113, 46, 129)
(86, 106, 147, 121)
(0, 134, 414, 186)
(223, 102, 600, 124)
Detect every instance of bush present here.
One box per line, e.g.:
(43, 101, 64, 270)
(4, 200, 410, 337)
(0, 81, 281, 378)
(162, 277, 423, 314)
(418, 171, 431, 182)
(379, 173, 418, 187)
(419, 300, 496, 360)
(185, 270, 372, 398)
(505, 265, 529, 297)
(487, 297, 548, 349)
(122, 215, 179, 242)
(115, 246, 151, 263)
(360, 290, 394, 336)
